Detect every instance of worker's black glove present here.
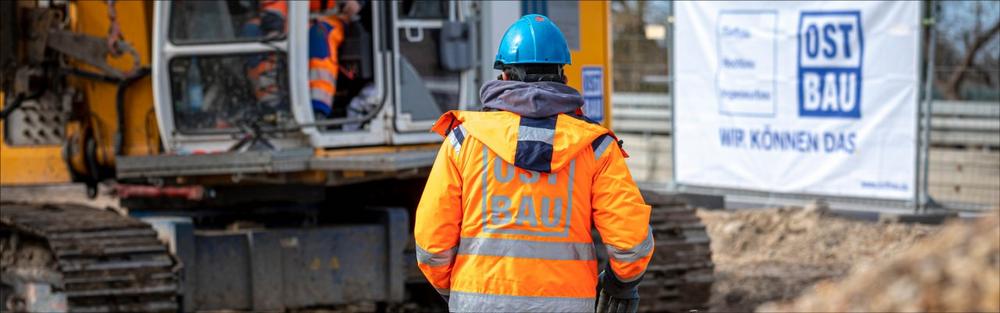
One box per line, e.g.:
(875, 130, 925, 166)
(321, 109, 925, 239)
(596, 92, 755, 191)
(596, 265, 641, 313)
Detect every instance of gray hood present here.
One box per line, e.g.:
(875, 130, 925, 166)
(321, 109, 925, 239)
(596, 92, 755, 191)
(479, 80, 583, 118)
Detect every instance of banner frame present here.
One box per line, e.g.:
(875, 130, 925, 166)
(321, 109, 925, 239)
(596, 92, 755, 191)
(667, 1, 928, 211)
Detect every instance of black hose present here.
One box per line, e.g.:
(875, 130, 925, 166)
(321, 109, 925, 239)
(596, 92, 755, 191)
(114, 68, 150, 155)
(64, 67, 150, 156)
(64, 68, 121, 83)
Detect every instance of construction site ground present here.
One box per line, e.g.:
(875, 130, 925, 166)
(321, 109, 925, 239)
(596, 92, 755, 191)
(699, 206, 953, 312)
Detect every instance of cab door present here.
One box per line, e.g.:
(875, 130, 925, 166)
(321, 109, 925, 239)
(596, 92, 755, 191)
(153, 1, 309, 153)
(389, 0, 478, 144)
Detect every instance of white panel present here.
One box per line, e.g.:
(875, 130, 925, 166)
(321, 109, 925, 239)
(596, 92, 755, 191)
(673, 1, 921, 200)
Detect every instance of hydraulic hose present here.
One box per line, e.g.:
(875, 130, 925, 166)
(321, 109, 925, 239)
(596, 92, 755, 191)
(65, 67, 150, 156)
(113, 68, 150, 155)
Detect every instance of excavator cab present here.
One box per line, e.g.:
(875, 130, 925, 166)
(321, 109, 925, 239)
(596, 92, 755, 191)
(153, 0, 478, 153)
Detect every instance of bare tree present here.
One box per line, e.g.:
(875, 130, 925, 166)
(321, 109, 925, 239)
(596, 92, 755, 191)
(612, 0, 669, 92)
(612, 0, 648, 91)
(933, 1, 1000, 100)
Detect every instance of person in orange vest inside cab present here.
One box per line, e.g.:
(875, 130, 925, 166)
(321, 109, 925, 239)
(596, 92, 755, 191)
(309, 0, 361, 119)
(414, 14, 653, 313)
(241, 0, 288, 114)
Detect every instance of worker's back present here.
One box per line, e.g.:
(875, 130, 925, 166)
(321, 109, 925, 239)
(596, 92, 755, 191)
(415, 80, 653, 312)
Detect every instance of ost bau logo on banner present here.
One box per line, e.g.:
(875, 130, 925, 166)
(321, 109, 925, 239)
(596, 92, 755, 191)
(797, 11, 863, 119)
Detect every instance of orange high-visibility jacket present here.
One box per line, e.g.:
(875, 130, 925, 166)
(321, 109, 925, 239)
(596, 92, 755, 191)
(415, 110, 654, 312)
(308, 15, 345, 116)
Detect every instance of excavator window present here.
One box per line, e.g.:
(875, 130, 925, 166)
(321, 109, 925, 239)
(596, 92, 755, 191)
(391, 0, 467, 129)
(399, 0, 448, 19)
(165, 1, 297, 135)
(398, 28, 460, 117)
(168, 53, 291, 134)
(169, 1, 286, 45)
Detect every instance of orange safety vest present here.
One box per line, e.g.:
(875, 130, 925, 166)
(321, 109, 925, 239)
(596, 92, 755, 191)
(246, 0, 287, 107)
(308, 16, 345, 116)
(415, 111, 654, 312)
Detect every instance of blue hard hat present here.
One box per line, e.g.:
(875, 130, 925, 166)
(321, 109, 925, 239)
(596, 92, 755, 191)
(494, 14, 571, 69)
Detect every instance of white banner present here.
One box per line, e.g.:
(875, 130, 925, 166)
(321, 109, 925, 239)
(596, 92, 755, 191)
(673, 1, 921, 200)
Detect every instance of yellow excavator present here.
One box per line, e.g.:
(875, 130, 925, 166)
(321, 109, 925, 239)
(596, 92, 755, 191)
(0, 1, 712, 311)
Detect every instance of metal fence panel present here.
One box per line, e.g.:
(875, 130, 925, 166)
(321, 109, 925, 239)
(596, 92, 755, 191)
(613, 92, 1000, 211)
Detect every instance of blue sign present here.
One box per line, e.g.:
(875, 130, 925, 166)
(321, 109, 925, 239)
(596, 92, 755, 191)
(581, 66, 604, 123)
(797, 11, 863, 119)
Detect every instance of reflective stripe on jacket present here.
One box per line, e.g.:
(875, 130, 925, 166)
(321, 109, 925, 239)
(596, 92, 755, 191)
(308, 16, 345, 117)
(414, 110, 653, 312)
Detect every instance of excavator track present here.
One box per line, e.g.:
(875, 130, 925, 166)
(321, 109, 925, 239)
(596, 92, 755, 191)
(0, 203, 178, 312)
(638, 192, 715, 312)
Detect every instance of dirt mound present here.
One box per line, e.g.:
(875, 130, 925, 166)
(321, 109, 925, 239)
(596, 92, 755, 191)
(702, 205, 935, 265)
(698, 205, 938, 312)
(760, 212, 999, 312)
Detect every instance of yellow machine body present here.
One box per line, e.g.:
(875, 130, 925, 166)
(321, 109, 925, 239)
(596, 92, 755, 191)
(0, 0, 613, 187)
(1, 1, 157, 185)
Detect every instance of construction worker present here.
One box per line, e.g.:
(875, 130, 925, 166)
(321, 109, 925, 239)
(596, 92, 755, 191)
(414, 14, 653, 313)
(242, 0, 288, 112)
(308, 0, 361, 118)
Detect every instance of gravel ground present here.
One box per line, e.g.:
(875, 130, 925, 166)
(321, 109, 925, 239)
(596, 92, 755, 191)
(697, 205, 940, 312)
(761, 212, 998, 312)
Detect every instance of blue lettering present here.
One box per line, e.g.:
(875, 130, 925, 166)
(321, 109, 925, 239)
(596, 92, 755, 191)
(823, 132, 836, 152)
(822, 131, 857, 154)
(806, 132, 820, 152)
(838, 23, 853, 58)
(749, 129, 761, 149)
(719, 128, 745, 147)
(805, 24, 820, 58)
(846, 133, 856, 153)
(740, 127, 828, 153)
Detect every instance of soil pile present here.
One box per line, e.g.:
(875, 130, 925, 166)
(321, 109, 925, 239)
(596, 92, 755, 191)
(698, 205, 938, 312)
(760, 211, 999, 312)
